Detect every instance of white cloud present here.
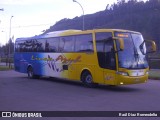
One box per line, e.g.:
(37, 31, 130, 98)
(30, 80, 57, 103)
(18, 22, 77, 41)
(0, 0, 147, 45)
(0, 0, 55, 5)
(0, 0, 118, 45)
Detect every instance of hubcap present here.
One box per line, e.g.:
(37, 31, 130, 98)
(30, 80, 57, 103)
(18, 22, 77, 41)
(85, 75, 92, 83)
(28, 68, 33, 77)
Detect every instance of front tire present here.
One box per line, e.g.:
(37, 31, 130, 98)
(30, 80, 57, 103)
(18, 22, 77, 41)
(81, 71, 97, 88)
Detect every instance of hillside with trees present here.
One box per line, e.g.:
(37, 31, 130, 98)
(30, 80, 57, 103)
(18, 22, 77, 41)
(0, 0, 160, 57)
(44, 0, 160, 52)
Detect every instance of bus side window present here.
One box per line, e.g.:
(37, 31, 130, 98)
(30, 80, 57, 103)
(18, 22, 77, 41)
(45, 40, 50, 52)
(75, 34, 93, 52)
(33, 39, 39, 52)
(15, 42, 20, 52)
(59, 38, 65, 52)
(46, 37, 59, 52)
(58, 36, 75, 52)
(63, 36, 75, 52)
(36, 39, 45, 52)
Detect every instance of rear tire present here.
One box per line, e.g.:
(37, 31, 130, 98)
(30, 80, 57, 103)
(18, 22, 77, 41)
(81, 71, 97, 88)
(27, 66, 40, 79)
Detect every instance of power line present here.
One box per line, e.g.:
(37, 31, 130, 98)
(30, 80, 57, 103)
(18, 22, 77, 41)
(0, 23, 54, 29)
(13, 23, 53, 28)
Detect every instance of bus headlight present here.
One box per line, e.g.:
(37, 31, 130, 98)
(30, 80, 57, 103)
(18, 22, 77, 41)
(146, 71, 149, 75)
(116, 71, 128, 76)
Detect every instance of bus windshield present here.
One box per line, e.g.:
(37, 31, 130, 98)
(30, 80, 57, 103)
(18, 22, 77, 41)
(115, 32, 148, 69)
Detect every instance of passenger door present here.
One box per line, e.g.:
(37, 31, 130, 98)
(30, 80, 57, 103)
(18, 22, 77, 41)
(103, 40, 116, 85)
(96, 32, 116, 85)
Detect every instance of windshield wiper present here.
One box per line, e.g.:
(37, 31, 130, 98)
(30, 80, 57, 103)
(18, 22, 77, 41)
(139, 41, 145, 55)
(134, 47, 140, 68)
(128, 47, 140, 69)
(134, 47, 139, 60)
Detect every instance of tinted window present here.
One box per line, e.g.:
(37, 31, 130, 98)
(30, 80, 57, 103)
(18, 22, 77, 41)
(15, 34, 93, 53)
(96, 32, 112, 52)
(59, 36, 75, 52)
(75, 34, 93, 52)
(16, 39, 33, 52)
(33, 39, 44, 52)
(45, 37, 59, 52)
(96, 32, 116, 69)
(15, 41, 22, 52)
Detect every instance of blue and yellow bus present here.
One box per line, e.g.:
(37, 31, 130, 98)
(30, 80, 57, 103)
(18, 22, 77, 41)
(14, 29, 156, 87)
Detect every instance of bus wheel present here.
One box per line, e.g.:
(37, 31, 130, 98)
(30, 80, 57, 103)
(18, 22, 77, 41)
(27, 66, 34, 79)
(81, 71, 97, 88)
(27, 66, 40, 79)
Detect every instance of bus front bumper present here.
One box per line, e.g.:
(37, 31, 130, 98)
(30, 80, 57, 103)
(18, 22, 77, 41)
(116, 74, 148, 85)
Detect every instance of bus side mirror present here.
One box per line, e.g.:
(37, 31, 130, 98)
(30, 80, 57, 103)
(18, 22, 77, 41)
(113, 37, 124, 51)
(151, 41, 156, 52)
(118, 38, 124, 51)
(145, 40, 156, 53)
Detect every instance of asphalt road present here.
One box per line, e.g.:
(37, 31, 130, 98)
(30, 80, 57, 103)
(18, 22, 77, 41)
(0, 70, 160, 120)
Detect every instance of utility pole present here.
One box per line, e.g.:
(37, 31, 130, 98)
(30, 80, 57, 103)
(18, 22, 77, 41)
(0, 8, 4, 64)
(9, 16, 13, 68)
(73, 0, 85, 30)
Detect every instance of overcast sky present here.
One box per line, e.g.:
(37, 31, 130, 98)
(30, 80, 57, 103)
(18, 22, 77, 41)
(0, 0, 147, 45)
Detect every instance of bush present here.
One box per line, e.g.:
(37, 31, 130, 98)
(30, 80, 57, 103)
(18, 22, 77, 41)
(0, 57, 14, 63)
(149, 59, 160, 69)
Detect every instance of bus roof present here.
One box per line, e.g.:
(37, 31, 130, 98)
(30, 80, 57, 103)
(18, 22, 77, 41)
(93, 29, 141, 34)
(15, 29, 82, 41)
(15, 29, 141, 41)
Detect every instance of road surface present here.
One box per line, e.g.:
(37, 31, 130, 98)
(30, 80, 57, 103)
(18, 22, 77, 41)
(0, 70, 160, 120)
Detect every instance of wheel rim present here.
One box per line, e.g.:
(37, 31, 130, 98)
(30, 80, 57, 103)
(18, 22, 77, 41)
(28, 68, 33, 78)
(85, 74, 92, 83)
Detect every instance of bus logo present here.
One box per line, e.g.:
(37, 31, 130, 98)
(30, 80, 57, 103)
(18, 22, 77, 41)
(31, 54, 81, 72)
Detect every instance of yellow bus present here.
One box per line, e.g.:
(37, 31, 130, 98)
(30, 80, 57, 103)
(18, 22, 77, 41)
(14, 29, 156, 87)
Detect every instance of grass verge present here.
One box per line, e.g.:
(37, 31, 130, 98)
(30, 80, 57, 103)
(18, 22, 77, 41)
(0, 66, 13, 71)
(149, 69, 160, 80)
(0, 65, 159, 80)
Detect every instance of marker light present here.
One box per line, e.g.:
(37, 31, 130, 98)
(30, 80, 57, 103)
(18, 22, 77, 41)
(146, 71, 149, 75)
(117, 34, 128, 38)
(120, 82, 124, 85)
